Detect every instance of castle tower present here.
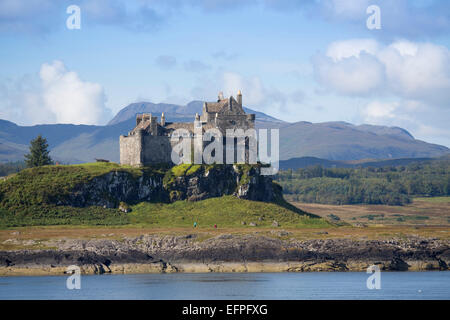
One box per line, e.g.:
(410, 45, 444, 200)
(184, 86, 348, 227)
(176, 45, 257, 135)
(148, 114, 158, 135)
(161, 112, 165, 126)
(237, 90, 242, 106)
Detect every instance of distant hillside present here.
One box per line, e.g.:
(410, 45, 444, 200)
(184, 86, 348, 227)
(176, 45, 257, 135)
(278, 121, 448, 160)
(279, 156, 443, 170)
(276, 157, 450, 206)
(0, 101, 448, 163)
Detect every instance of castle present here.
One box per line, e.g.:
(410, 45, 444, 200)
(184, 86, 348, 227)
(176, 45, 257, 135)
(119, 91, 255, 166)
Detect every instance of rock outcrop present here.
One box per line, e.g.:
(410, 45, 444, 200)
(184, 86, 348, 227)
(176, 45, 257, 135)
(166, 165, 275, 202)
(1, 234, 448, 275)
(61, 164, 276, 208)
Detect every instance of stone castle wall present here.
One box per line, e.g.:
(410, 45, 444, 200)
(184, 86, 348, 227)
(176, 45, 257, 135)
(119, 132, 142, 166)
(120, 133, 178, 166)
(142, 135, 173, 164)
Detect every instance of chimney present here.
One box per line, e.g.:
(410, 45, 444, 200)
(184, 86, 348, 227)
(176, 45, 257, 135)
(237, 90, 242, 106)
(136, 114, 143, 126)
(218, 91, 224, 101)
(161, 112, 165, 126)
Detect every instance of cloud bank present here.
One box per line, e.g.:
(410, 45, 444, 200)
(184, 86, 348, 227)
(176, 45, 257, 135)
(314, 39, 450, 106)
(2, 0, 449, 39)
(0, 61, 110, 125)
(313, 38, 450, 146)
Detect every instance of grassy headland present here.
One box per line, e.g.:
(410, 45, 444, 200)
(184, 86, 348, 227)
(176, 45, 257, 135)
(0, 162, 327, 229)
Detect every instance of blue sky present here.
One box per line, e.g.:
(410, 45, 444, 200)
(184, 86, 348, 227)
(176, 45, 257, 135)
(0, 0, 449, 147)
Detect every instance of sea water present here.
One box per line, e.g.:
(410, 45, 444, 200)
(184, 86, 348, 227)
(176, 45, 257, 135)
(0, 272, 449, 300)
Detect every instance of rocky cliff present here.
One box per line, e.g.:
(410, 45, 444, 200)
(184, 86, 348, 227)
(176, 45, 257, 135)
(62, 164, 277, 208)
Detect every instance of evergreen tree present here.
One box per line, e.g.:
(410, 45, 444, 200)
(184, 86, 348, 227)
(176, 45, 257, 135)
(24, 135, 53, 168)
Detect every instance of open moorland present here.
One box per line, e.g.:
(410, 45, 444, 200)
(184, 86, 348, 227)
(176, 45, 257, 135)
(292, 197, 450, 227)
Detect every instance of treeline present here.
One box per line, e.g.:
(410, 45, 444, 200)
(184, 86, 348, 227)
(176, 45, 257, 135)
(0, 162, 26, 177)
(275, 159, 450, 205)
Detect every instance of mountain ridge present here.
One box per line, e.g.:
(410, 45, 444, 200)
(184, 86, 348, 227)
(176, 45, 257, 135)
(0, 101, 448, 163)
(107, 100, 285, 126)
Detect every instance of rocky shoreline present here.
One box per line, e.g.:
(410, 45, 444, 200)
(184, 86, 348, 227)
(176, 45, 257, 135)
(1, 233, 449, 276)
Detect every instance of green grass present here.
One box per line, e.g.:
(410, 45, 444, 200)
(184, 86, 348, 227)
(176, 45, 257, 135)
(128, 196, 330, 228)
(0, 196, 328, 229)
(0, 205, 129, 228)
(414, 196, 450, 203)
(163, 163, 216, 187)
(163, 163, 203, 187)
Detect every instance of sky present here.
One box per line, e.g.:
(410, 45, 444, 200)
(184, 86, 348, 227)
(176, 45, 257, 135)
(0, 0, 449, 147)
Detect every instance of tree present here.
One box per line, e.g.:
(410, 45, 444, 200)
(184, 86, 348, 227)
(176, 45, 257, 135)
(24, 135, 53, 168)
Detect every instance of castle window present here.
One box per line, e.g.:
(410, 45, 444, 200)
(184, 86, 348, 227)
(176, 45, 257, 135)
(229, 120, 236, 125)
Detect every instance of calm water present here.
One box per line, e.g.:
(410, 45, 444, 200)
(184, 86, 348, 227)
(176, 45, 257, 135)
(0, 272, 449, 300)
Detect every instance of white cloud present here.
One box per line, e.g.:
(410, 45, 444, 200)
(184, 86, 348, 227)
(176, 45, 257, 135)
(317, 39, 450, 147)
(378, 41, 450, 104)
(362, 101, 399, 123)
(222, 72, 265, 106)
(40, 61, 109, 124)
(361, 99, 450, 147)
(220, 71, 310, 117)
(326, 39, 380, 61)
(0, 61, 110, 125)
(189, 71, 302, 118)
(313, 51, 385, 96)
(314, 39, 450, 106)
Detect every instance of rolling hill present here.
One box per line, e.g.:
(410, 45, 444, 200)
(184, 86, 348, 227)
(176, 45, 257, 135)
(0, 101, 448, 164)
(278, 156, 444, 170)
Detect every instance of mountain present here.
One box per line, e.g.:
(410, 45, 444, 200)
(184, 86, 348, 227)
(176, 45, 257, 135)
(0, 119, 122, 163)
(277, 121, 448, 160)
(0, 102, 448, 164)
(108, 100, 285, 127)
